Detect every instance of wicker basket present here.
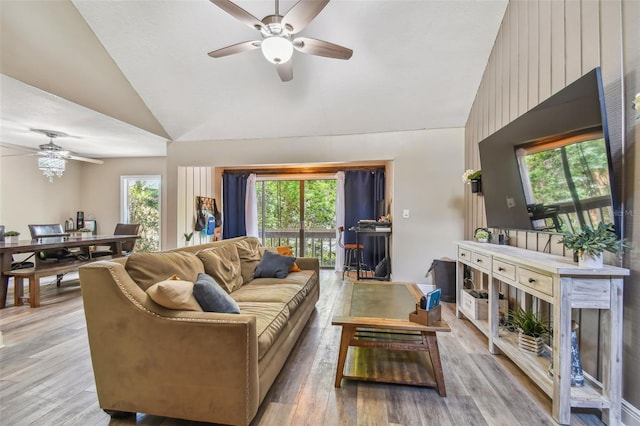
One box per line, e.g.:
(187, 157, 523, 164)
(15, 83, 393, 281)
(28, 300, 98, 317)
(518, 330, 544, 355)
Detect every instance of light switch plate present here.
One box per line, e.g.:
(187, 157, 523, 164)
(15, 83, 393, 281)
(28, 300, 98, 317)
(403, 209, 410, 218)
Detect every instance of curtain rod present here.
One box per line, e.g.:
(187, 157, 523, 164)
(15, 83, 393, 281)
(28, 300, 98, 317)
(222, 165, 385, 175)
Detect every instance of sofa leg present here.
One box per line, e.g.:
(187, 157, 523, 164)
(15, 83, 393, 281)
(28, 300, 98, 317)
(103, 409, 135, 418)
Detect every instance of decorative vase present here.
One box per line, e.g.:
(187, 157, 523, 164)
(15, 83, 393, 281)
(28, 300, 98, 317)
(518, 330, 544, 355)
(4, 236, 19, 244)
(571, 321, 585, 387)
(547, 321, 586, 386)
(81, 232, 92, 239)
(470, 178, 482, 194)
(578, 252, 603, 268)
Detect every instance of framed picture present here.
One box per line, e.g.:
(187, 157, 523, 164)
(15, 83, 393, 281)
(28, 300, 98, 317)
(84, 220, 97, 235)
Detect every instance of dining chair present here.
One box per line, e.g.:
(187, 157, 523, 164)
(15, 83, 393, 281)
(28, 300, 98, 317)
(91, 223, 141, 258)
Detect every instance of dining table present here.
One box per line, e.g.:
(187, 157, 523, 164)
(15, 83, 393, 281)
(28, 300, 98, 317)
(0, 234, 140, 308)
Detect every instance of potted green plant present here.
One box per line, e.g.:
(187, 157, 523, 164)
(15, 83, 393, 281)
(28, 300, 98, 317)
(559, 222, 631, 268)
(4, 230, 20, 244)
(474, 228, 490, 243)
(184, 231, 194, 246)
(462, 169, 482, 193)
(508, 307, 550, 355)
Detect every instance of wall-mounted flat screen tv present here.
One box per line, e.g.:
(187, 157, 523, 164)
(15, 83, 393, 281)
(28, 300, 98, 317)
(478, 67, 620, 237)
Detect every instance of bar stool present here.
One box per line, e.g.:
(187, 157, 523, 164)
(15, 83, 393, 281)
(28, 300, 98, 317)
(338, 226, 367, 279)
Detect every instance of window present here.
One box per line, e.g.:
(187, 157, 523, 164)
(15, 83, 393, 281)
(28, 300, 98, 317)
(121, 175, 161, 252)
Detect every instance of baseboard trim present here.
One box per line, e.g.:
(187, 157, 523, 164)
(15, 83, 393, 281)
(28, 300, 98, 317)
(623, 399, 640, 426)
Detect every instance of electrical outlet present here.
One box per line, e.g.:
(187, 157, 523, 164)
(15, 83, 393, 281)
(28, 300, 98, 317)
(403, 209, 410, 218)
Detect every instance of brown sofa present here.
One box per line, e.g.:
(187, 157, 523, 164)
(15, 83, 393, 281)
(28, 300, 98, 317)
(78, 236, 319, 425)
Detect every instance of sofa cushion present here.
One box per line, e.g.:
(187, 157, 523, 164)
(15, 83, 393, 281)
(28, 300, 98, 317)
(254, 250, 296, 279)
(235, 237, 262, 284)
(197, 244, 243, 293)
(125, 251, 204, 291)
(263, 246, 301, 272)
(193, 273, 240, 314)
(146, 278, 203, 311)
(235, 270, 316, 312)
(236, 301, 290, 359)
(232, 283, 307, 314)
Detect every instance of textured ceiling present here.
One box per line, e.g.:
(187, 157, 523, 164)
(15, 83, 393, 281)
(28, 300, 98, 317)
(0, 0, 507, 158)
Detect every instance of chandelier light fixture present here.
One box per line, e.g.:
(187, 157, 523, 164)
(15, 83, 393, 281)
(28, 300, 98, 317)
(38, 155, 66, 182)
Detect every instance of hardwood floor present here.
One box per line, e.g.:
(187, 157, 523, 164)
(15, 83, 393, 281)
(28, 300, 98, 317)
(0, 271, 605, 426)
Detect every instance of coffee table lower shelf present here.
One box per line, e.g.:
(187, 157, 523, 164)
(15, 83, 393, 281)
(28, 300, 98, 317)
(342, 346, 438, 388)
(334, 327, 447, 396)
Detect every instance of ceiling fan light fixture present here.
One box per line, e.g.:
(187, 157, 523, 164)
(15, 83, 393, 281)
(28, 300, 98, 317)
(261, 36, 293, 64)
(38, 156, 66, 182)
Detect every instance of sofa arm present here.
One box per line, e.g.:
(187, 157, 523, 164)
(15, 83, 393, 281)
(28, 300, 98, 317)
(294, 256, 319, 277)
(78, 261, 260, 425)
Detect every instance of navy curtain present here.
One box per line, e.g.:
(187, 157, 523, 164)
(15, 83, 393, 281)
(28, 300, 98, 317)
(344, 169, 386, 268)
(222, 173, 249, 239)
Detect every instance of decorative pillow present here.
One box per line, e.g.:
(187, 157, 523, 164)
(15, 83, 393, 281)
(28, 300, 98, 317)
(196, 244, 243, 293)
(193, 273, 240, 314)
(263, 246, 301, 272)
(146, 279, 202, 311)
(254, 250, 296, 279)
(235, 237, 263, 284)
(125, 251, 205, 291)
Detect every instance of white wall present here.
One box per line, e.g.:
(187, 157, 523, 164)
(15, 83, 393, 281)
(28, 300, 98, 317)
(80, 157, 166, 243)
(167, 128, 465, 284)
(0, 146, 83, 237)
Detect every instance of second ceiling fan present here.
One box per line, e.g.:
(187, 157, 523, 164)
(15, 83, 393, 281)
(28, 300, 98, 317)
(208, 0, 353, 82)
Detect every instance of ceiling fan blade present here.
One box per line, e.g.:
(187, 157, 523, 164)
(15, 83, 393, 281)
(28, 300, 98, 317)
(293, 37, 353, 60)
(275, 61, 293, 82)
(209, 0, 265, 31)
(208, 40, 261, 58)
(66, 154, 104, 165)
(282, 0, 330, 34)
(0, 153, 38, 158)
(0, 142, 38, 153)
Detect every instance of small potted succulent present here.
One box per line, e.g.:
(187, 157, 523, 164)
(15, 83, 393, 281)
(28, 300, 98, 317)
(559, 222, 631, 268)
(474, 227, 490, 243)
(78, 227, 93, 239)
(508, 307, 550, 356)
(4, 230, 20, 244)
(184, 231, 194, 246)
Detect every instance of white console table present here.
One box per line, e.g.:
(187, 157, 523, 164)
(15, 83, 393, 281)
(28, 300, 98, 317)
(455, 241, 629, 425)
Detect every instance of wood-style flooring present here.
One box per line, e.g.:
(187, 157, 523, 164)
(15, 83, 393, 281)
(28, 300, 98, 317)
(0, 271, 605, 426)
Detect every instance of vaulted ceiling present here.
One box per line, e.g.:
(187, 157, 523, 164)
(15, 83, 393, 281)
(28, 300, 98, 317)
(0, 0, 507, 158)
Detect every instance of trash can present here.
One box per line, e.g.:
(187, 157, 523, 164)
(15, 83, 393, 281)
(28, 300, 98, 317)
(427, 258, 457, 303)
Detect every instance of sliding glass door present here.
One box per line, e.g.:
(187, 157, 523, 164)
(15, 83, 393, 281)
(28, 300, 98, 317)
(256, 177, 336, 268)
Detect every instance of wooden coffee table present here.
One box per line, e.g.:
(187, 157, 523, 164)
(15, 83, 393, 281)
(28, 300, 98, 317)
(332, 281, 451, 396)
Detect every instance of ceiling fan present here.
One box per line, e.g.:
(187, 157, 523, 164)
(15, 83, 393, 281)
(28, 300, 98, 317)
(207, 0, 353, 82)
(0, 129, 104, 182)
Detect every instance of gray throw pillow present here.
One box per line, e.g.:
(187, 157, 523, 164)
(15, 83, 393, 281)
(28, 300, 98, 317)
(193, 273, 240, 314)
(254, 250, 296, 279)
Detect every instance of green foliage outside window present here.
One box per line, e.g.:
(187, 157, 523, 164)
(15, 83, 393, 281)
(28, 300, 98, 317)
(127, 180, 160, 253)
(257, 179, 337, 266)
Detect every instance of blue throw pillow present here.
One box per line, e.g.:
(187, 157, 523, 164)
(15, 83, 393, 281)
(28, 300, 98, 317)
(254, 250, 296, 279)
(193, 273, 240, 314)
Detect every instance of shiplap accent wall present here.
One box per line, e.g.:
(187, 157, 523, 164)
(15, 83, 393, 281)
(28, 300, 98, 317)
(176, 166, 214, 247)
(465, 0, 640, 420)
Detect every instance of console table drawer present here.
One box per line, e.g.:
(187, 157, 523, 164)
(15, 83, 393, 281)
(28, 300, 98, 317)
(518, 267, 553, 296)
(458, 248, 472, 262)
(471, 252, 491, 270)
(493, 259, 516, 281)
